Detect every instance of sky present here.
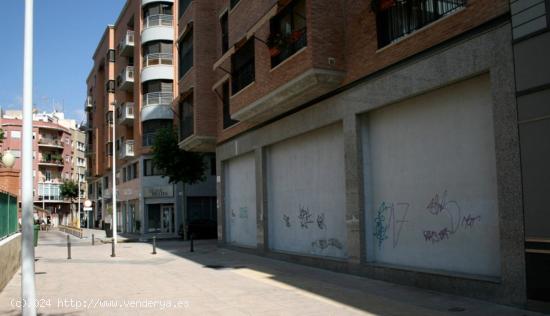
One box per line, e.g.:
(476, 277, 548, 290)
(0, 0, 125, 124)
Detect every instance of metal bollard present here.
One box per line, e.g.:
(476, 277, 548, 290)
(92, 234, 95, 246)
(152, 236, 157, 255)
(67, 235, 71, 260)
(190, 234, 194, 253)
(111, 238, 116, 257)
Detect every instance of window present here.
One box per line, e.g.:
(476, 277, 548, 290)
(143, 41, 173, 67)
(103, 176, 109, 189)
(269, 0, 307, 67)
(179, 0, 191, 18)
(107, 49, 116, 62)
(124, 162, 139, 181)
(178, 30, 193, 78)
(230, 0, 240, 9)
(222, 81, 238, 129)
(45, 170, 52, 181)
(142, 119, 172, 147)
(11, 131, 21, 138)
(143, 3, 173, 18)
(144, 159, 163, 176)
(179, 96, 194, 140)
(220, 12, 229, 54)
(231, 38, 255, 94)
(106, 142, 113, 156)
(106, 80, 115, 93)
(375, 0, 466, 47)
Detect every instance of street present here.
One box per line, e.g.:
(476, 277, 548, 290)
(0, 231, 544, 315)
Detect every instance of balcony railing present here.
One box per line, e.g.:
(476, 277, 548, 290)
(143, 53, 173, 67)
(271, 28, 307, 67)
(144, 14, 173, 29)
(85, 96, 93, 110)
(119, 30, 135, 56)
(39, 158, 64, 166)
(119, 140, 135, 159)
(117, 66, 134, 90)
(38, 183, 62, 201)
(376, 0, 466, 47)
(38, 138, 63, 147)
(117, 102, 135, 125)
(143, 92, 173, 107)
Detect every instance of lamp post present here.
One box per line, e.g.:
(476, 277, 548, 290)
(111, 104, 117, 253)
(21, 0, 37, 315)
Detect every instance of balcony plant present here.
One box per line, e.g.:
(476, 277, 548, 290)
(267, 32, 286, 57)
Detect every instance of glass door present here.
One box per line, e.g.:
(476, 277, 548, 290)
(161, 205, 174, 233)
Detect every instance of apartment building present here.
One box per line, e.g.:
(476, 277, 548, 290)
(188, 0, 543, 309)
(85, 0, 548, 309)
(85, 0, 216, 237)
(0, 110, 87, 227)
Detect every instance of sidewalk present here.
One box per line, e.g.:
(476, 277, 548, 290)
(0, 231, 544, 316)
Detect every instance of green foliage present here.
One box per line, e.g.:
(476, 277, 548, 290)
(60, 180, 79, 200)
(151, 128, 206, 185)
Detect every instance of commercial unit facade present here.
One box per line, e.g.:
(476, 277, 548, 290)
(204, 0, 548, 310)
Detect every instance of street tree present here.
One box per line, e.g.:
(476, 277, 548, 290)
(60, 180, 79, 227)
(151, 127, 206, 185)
(151, 127, 207, 239)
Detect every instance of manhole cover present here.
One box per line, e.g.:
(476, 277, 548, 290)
(448, 307, 466, 312)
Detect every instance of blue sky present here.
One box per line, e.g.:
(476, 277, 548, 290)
(0, 0, 125, 124)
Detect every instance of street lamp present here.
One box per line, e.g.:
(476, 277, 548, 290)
(21, 0, 37, 315)
(110, 102, 118, 255)
(1, 150, 16, 168)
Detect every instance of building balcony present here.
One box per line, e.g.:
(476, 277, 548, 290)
(142, 14, 174, 45)
(38, 138, 64, 149)
(141, 53, 174, 83)
(38, 159, 64, 168)
(117, 102, 134, 125)
(219, 0, 346, 125)
(142, 0, 174, 6)
(141, 92, 174, 122)
(37, 183, 62, 202)
(85, 96, 93, 111)
(119, 30, 134, 57)
(119, 140, 135, 160)
(117, 66, 134, 91)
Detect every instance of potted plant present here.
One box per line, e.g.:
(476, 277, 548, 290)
(267, 32, 286, 57)
(289, 29, 304, 43)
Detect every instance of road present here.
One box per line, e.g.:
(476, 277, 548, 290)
(0, 231, 544, 315)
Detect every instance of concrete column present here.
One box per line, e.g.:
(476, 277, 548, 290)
(255, 148, 268, 252)
(343, 113, 364, 265)
(216, 155, 226, 244)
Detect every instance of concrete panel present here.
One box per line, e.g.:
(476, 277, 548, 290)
(520, 119, 550, 239)
(513, 28, 550, 86)
(0, 234, 21, 291)
(141, 26, 174, 45)
(141, 65, 174, 83)
(512, 2, 546, 27)
(517, 88, 550, 121)
(511, 0, 545, 14)
(513, 16, 547, 39)
(225, 153, 257, 247)
(267, 124, 347, 258)
(364, 75, 501, 277)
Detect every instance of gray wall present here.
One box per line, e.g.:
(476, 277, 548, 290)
(266, 124, 347, 258)
(0, 234, 21, 292)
